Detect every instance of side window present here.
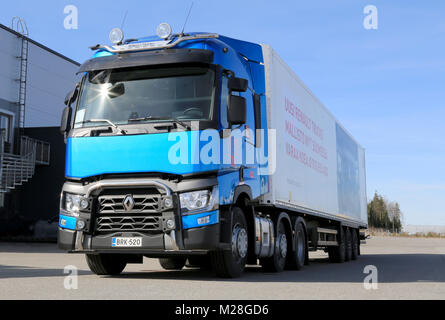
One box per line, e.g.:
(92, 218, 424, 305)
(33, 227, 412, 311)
(220, 77, 229, 128)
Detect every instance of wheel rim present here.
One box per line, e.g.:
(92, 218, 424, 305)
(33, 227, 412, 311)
(232, 225, 248, 259)
(278, 233, 287, 259)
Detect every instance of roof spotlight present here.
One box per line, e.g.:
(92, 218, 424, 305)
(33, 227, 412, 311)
(109, 28, 124, 45)
(156, 23, 172, 39)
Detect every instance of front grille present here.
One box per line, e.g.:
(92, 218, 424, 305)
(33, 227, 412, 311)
(96, 216, 161, 233)
(98, 194, 161, 214)
(95, 189, 164, 235)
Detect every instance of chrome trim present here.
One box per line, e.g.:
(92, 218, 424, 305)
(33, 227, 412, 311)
(85, 179, 171, 198)
(95, 33, 219, 54)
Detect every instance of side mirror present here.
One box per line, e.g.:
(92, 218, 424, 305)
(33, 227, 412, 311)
(228, 95, 246, 125)
(64, 87, 79, 106)
(60, 106, 72, 134)
(228, 77, 248, 92)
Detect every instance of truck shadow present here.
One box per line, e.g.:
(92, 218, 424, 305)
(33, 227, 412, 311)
(111, 253, 445, 284)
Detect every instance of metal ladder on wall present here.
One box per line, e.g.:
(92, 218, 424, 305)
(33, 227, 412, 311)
(0, 136, 50, 193)
(12, 17, 29, 130)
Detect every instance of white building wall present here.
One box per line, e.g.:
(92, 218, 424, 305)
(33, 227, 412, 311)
(0, 27, 21, 104)
(0, 24, 80, 129)
(25, 42, 80, 127)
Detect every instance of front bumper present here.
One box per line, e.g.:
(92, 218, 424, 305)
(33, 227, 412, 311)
(57, 176, 222, 255)
(58, 219, 220, 255)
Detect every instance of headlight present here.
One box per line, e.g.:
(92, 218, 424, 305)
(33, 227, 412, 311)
(179, 187, 218, 214)
(64, 193, 89, 214)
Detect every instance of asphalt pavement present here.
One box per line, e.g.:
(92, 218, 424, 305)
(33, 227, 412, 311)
(1, 236, 445, 299)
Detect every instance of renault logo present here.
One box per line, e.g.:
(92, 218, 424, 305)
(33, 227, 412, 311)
(123, 195, 135, 211)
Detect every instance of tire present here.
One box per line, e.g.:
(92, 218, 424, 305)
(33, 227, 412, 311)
(287, 221, 306, 270)
(328, 228, 345, 263)
(159, 257, 186, 270)
(261, 219, 289, 273)
(86, 254, 127, 275)
(351, 229, 359, 260)
(345, 228, 352, 262)
(210, 207, 248, 278)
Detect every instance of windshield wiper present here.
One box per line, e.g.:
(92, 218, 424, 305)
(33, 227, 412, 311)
(79, 119, 126, 135)
(128, 116, 191, 131)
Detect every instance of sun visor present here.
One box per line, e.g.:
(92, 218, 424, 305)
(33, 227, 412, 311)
(78, 49, 214, 74)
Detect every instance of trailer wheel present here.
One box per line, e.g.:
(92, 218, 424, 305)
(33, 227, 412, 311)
(159, 257, 187, 270)
(345, 228, 352, 262)
(86, 254, 127, 275)
(287, 221, 306, 270)
(328, 228, 345, 263)
(351, 229, 359, 260)
(210, 207, 248, 278)
(261, 220, 288, 273)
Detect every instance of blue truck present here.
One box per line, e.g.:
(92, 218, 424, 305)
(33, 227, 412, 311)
(58, 24, 368, 278)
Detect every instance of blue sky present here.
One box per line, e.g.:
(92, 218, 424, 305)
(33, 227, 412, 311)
(1, 0, 444, 225)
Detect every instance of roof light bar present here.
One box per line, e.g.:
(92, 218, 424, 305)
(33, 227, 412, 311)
(91, 33, 219, 53)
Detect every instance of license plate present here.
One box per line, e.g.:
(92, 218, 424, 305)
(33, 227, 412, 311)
(112, 237, 142, 247)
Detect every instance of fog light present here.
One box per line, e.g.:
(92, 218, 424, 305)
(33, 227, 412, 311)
(80, 198, 89, 210)
(77, 220, 86, 230)
(166, 219, 175, 230)
(164, 197, 173, 208)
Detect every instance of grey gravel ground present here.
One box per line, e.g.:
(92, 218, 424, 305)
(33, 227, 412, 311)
(1, 236, 445, 299)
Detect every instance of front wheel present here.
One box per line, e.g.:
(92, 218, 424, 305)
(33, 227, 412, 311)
(210, 207, 248, 278)
(86, 254, 127, 275)
(159, 257, 187, 270)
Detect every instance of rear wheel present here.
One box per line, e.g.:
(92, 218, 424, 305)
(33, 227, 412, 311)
(261, 220, 288, 272)
(159, 257, 187, 270)
(351, 229, 359, 260)
(210, 207, 248, 278)
(345, 228, 352, 262)
(86, 254, 127, 275)
(328, 228, 345, 263)
(287, 221, 306, 270)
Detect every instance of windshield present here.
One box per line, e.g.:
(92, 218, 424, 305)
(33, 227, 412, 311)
(74, 66, 215, 128)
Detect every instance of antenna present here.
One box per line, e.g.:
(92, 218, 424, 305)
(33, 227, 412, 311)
(180, 2, 194, 36)
(120, 10, 129, 31)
